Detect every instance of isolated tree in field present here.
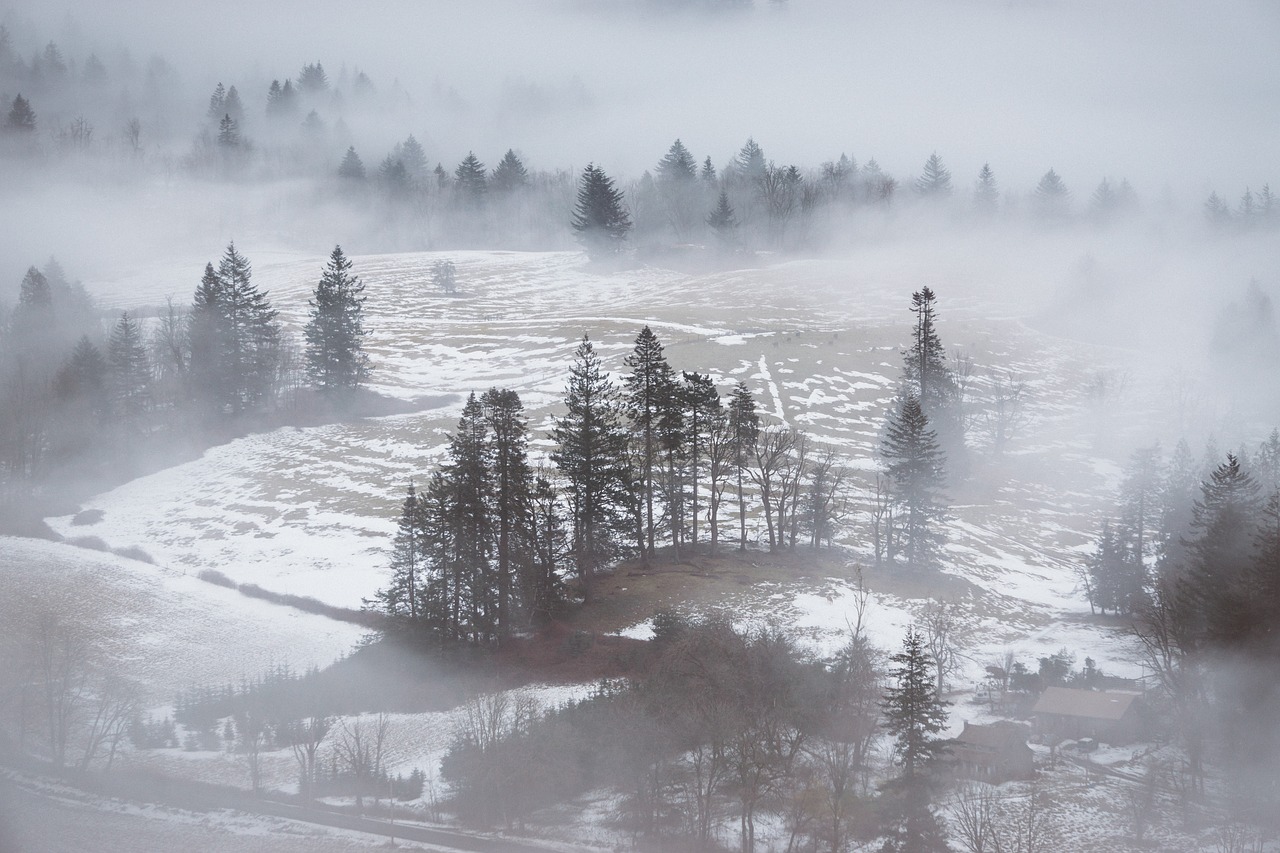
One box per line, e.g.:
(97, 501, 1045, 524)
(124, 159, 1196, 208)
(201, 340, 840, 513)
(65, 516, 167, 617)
(338, 146, 366, 181)
(624, 325, 679, 561)
(914, 152, 952, 197)
(881, 627, 950, 853)
(551, 336, 632, 598)
(572, 163, 632, 259)
(881, 395, 947, 567)
(432, 259, 457, 295)
(490, 149, 529, 193)
(973, 163, 998, 215)
(728, 381, 760, 550)
(901, 287, 963, 464)
(304, 245, 369, 397)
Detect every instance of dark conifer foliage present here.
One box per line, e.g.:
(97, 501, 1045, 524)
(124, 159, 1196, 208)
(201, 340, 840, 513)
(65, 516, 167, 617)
(881, 395, 947, 567)
(4, 93, 35, 132)
(914, 152, 952, 197)
(624, 326, 679, 561)
(551, 336, 632, 597)
(490, 149, 529, 193)
(571, 163, 631, 259)
(880, 628, 951, 853)
(304, 245, 370, 397)
(338, 146, 366, 181)
(106, 311, 151, 426)
(728, 380, 759, 550)
(453, 152, 487, 202)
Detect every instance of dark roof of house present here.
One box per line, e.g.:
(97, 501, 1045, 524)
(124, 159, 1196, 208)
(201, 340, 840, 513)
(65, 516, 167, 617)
(1032, 687, 1138, 721)
(955, 721, 1031, 750)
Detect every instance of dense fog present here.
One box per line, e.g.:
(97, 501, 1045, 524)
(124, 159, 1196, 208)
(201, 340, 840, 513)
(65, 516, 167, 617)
(2, 1, 1280, 851)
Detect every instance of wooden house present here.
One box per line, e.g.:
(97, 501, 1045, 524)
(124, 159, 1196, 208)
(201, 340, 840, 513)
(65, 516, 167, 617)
(1031, 687, 1141, 745)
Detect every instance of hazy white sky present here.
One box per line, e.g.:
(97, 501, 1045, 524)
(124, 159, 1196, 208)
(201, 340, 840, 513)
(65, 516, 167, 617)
(13, 0, 1279, 193)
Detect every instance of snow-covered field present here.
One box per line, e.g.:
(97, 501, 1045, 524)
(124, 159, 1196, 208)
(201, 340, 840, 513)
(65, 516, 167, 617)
(8, 243, 1273, 851)
(47, 247, 1185, 683)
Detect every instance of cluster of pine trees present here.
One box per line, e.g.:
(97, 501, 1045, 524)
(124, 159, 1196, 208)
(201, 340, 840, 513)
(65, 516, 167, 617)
(0, 245, 370, 518)
(369, 327, 857, 646)
(1083, 433, 1280, 806)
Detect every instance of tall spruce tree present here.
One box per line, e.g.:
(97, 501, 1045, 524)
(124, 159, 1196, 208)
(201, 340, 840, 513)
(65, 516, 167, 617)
(973, 163, 998, 215)
(624, 326, 679, 561)
(551, 336, 631, 599)
(106, 311, 150, 426)
(490, 149, 529, 193)
(1179, 454, 1262, 648)
(914, 152, 952, 197)
(881, 627, 951, 853)
(481, 387, 534, 637)
(571, 164, 632, 259)
(682, 372, 721, 552)
(901, 287, 963, 464)
(304, 245, 370, 398)
(881, 395, 947, 568)
(728, 381, 759, 550)
(454, 152, 487, 203)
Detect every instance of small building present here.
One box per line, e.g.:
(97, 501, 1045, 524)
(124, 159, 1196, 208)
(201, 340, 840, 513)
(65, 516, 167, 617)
(1031, 687, 1141, 745)
(949, 721, 1035, 783)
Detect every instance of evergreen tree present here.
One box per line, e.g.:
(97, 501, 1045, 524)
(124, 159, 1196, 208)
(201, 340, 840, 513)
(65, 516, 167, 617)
(453, 152, 487, 202)
(217, 114, 240, 147)
(682, 372, 721, 552)
(5, 94, 35, 133)
(490, 149, 529, 193)
(728, 381, 759, 550)
(881, 395, 947, 568)
(901, 288, 962, 459)
(624, 326, 679, 561)
(304, 245, 370, 397)
(551, 336, 631, 599)
(188, 262, 226, 410)
(378, 156, 409, 196)
(372, 483, 424, 623)
(481, 387, 535, 636)
(880, 627, 950, 853)
(1204, 191, 1232, 226)
(733, 137, 766, 183)
(656, 138, 697, 183)
(1033, 168, 1071, 221)
(399, 135, 429, 185)
(914, 152, 952, 197)
(700, 156, 716, 184)
(706, 190, 739, 250)
(1179, 454, 1262, 648)
(106, 311, 151, 425)
(207, 83, 227, 123)
(571, 164, 632, 259)
(54, 336, 108, 421)
(209, 243, 281, 414)
(297, 62, 328, 94)
(338, 146, 366, 181)
(445, 394, 495, 642)
(224, 85, 244, 125)
(1089, 177, 1119, 223)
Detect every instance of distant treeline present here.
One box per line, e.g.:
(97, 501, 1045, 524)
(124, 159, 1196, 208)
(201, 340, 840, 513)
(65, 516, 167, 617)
(2, 24, 1276, 262)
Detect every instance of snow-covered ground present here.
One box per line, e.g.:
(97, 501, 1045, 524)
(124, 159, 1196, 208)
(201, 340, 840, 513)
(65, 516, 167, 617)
(46, 248, 1188, 684)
